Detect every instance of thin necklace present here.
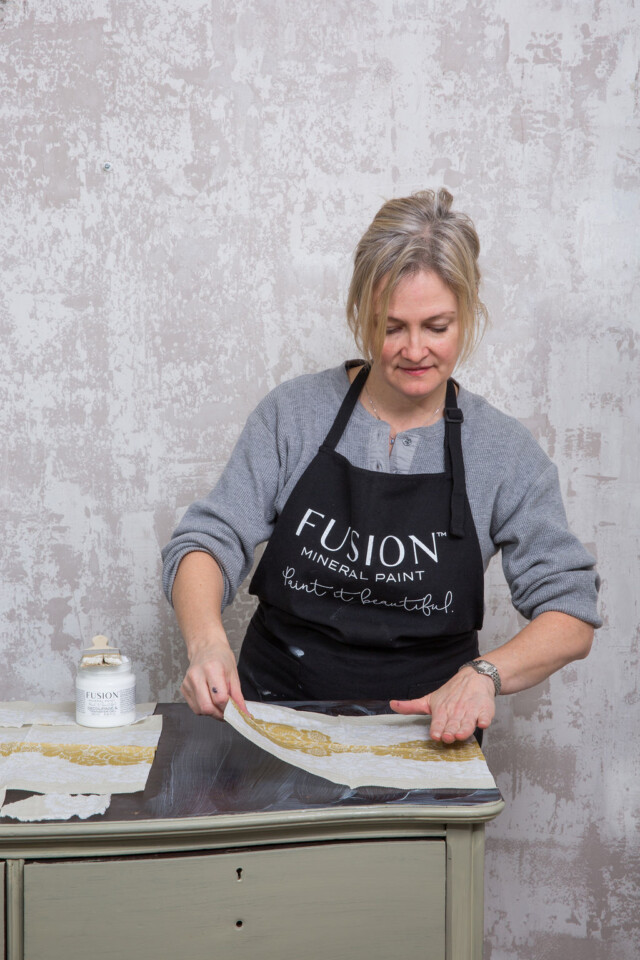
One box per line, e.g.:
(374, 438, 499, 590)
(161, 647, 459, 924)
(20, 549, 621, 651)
(365, 385, 443, 447)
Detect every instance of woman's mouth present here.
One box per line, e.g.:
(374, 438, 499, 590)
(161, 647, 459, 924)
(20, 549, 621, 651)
(399, 366, 432, 376)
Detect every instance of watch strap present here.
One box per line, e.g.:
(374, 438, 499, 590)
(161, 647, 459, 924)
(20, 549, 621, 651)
(460, 659, 501, 696)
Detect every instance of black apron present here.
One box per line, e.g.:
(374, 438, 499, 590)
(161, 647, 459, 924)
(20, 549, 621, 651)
(238, 363, 484, 702)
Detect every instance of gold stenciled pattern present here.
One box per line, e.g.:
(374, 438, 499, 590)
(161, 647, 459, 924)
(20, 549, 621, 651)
(244, 716, 483, 762)
(0, 741, 156, 767)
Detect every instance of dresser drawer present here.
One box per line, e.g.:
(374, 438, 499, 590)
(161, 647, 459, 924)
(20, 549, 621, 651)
(23, 838, 445, 960)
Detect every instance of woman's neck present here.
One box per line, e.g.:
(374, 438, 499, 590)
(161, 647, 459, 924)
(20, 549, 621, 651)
(356, 363, 450, 433)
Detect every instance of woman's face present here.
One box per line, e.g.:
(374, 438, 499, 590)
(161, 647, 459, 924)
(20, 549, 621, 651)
(373, 270, 461, 404)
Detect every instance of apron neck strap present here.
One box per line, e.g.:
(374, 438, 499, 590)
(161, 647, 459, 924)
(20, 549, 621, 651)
(325, 367, 466, 539)
(323, 362, 371, 450)
(444, 378, 466, 538)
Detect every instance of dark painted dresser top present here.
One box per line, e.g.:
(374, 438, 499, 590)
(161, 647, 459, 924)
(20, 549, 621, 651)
(1, 702, 502, 824)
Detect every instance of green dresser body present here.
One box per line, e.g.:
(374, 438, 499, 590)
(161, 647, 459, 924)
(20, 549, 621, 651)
(1, 702, 502, 960)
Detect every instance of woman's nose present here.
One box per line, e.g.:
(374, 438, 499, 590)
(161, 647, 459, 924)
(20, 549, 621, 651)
(403, 329, 428, 359)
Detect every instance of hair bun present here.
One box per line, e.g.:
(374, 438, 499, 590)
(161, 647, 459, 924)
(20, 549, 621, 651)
(435, 187, 454, 216)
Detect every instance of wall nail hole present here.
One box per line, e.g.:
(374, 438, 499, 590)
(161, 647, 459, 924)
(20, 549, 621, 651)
(236, 868, 243, 880)
(236, 920, 243, 928)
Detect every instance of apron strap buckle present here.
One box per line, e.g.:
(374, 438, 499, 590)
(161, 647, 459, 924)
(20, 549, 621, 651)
(444, 407, 464, 423)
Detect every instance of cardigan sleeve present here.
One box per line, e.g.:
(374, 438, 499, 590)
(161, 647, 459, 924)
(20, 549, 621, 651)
(489, 433, 601, 626)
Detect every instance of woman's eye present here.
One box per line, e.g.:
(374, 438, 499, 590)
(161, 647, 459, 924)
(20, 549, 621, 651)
(430, 326, 449, 334)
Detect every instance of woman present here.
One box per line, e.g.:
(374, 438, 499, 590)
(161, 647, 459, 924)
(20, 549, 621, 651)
(162, 189, 600, 744)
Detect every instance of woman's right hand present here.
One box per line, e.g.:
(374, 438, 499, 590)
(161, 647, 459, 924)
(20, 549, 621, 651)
(172, 552, 249, 720)
(180, 635, 248, 720)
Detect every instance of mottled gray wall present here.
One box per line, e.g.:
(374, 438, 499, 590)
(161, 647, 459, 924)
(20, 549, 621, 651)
(1, 0, 638, 956)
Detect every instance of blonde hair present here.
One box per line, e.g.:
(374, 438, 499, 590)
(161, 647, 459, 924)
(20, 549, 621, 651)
(346, 188, 488, 363)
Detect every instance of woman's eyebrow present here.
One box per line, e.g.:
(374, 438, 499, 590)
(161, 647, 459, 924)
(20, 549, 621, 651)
(386, 311, 457, 322)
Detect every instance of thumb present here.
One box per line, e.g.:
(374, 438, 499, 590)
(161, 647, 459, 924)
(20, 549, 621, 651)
(390, 695, 432, 716)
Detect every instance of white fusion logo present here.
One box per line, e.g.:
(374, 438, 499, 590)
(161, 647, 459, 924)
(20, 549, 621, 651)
(295, 507, 444, 569)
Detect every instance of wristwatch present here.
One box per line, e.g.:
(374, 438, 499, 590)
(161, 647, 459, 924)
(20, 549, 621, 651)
(459, 659, 501, 696)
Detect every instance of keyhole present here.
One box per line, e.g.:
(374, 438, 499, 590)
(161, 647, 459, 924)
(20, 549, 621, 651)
(236, 867, 243, 881)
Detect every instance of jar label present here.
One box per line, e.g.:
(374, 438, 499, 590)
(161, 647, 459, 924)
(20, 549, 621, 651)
(76, 684, 136, 716)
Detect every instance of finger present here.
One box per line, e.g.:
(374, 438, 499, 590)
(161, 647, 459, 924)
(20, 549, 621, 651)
(429, 715, 457, 742)
(182, 666, 228, 718)
(430, 704, 467, 742)
(448, 696, 496, 739)
(433, 723, 472, 743)
(208, 678, 232, 717)
(475, 702, 495, 730)
(205, 700, 225, 721)
(435, 705, 493, 743)
(389, 697, 431, 716)
(228, 677, 250, 716)
(440, 720, 466, 744)
(180, 676, 222, 718)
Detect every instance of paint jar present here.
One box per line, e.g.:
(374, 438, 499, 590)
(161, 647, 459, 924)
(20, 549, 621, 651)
(75, 657, 137, 727)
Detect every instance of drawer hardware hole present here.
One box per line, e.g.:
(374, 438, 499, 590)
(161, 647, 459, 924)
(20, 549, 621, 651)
(236, 920, 243, 928)
(236, 868, 243, 881)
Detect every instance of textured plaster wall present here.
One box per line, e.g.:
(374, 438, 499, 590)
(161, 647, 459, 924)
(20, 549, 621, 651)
(1, 0, 638, 956)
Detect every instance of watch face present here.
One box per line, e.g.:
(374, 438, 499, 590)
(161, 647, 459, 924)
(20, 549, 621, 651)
(474, 660, 500, 694)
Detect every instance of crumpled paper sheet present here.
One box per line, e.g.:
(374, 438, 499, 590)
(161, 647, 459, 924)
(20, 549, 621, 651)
(224, 700, 496, 790)
(0, 793, 111, 821)
(0, 700, 157, 727)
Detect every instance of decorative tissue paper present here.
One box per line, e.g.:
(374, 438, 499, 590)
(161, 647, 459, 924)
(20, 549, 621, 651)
(0, 701, 162, 821)
(0, 700, 157, 727)
(0, 793, 111, 822)
(224, 700, 496, 790)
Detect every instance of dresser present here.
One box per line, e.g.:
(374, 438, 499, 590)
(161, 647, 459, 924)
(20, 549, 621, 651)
(0, 702, 503, 960)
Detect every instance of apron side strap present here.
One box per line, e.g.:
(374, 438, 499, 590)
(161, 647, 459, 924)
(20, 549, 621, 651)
(323, 362, 371, 450)
(444, 380, 466, 538)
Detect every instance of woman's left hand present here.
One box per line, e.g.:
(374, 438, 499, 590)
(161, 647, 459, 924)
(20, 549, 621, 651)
(390, 667, 496, 742)
(391, 613, 594, 741)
